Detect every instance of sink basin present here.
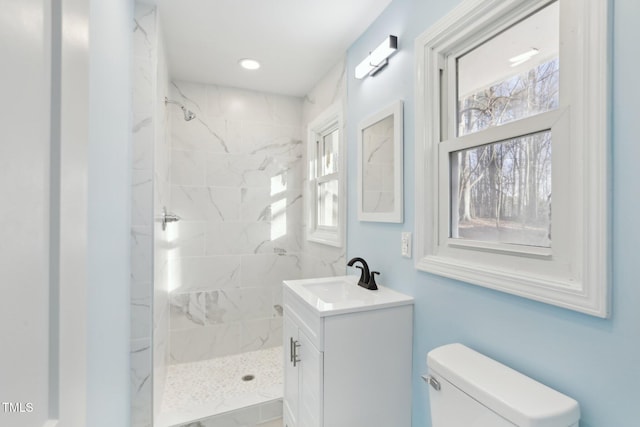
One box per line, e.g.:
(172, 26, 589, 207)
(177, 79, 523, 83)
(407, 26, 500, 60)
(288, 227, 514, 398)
(283, 275, 413, 316)
(302, 279, 366, 303)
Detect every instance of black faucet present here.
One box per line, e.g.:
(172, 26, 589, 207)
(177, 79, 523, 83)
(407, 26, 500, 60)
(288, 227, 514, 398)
(347, 257, 378, 290)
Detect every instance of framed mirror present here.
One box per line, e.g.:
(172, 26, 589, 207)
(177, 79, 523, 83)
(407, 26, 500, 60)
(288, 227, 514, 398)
(357, 100, 403, 222)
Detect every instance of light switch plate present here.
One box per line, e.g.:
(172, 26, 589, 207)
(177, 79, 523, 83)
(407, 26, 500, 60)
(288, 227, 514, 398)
(401, 232, 411, 258)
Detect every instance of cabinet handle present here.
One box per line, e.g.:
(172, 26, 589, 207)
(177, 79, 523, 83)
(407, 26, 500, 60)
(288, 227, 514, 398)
(289, 337, 295, 363)
(292, 339, 301, 367)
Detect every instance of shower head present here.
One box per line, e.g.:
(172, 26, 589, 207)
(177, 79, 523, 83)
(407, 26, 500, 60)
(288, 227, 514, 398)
(181, 106, 196, 121)
(164, 97, 197, 121)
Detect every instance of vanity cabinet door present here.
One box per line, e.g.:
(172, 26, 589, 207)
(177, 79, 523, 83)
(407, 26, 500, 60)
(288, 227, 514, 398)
(298, 330, 323, 427)
(284, 315, 300, 427)
(284, 311, 324, 427)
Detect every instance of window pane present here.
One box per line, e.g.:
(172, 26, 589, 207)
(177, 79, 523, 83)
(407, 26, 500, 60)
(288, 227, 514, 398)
(457, 2, 559, 136)
(450, 131, 552, 247)
(317, 180, 338, 228)
(319, 129, 339, 176)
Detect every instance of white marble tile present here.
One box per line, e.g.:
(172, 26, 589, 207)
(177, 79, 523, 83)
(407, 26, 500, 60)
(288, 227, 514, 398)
(170, 292, 208, 328)
(205, 222, 272, 256)
(302, 58, 346, 124)
(206, 153, 297, 189)
(154, 272, 170, 323)
(131, 338, 153, 427)
(270, 217, 303, 255)
(171, 221, 207, 257)
(133, 113, 154, 170)
(170, 286, 279, 331)
(240, 318, 282, 353)
(266, 96, 303, 127)
(208, 86, 301, 126)
(133, 58, 153, 115)
(235, 287, 274, 321)
(169, 323, 241, 363)
(240, 188, 273, 222)
(131, 226, 153, 284)
(132, 169, 153, 227)
(168, 255, 241, 292)
(154, 307, 169, 417)
(171, 114, 231, 154)
(300, 58, 347, 281)
(240, 254, 302, 288)
(155, 170, 172, 213)
(133, 4, 156, 61)
(171, 149, 207, 186)
(172, 186, 241, 222)
(300, 249, 347, 279)
(170, 81, 207, 117)
(154, 289, 170, 336)
(240, 188, 303, 225)
(207, 86, 273, 123)
(204, 289, 245, 324)
(271, 287, 284, 319)
(170, 289, 244, 329)
(205, 153, 247, 187)
(131, 287, 152, 341)
(242, 127, 303, 158)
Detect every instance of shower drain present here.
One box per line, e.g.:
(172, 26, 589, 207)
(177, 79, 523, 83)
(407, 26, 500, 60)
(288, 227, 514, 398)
(242, 374, 255, 382)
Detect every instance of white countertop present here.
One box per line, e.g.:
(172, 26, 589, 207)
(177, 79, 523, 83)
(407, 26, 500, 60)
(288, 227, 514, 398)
(283, 275, 413, 317)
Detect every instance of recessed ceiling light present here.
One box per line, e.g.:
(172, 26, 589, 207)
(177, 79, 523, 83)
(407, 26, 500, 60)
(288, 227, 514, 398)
(239, 58, 261, 70)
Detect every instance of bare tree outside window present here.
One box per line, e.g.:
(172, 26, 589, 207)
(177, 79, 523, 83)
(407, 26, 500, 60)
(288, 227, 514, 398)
(452, 59, 558, 247)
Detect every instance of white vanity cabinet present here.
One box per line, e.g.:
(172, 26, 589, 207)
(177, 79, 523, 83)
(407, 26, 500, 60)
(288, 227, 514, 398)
(283, 276, 413, 427)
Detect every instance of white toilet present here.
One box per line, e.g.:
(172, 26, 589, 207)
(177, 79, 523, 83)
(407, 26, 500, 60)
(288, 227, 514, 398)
(425, 343, 580, 427)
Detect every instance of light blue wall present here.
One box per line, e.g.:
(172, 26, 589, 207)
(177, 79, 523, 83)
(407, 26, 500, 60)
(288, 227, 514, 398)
(346, 1, 640, 426)
(87, 0, 133, 425)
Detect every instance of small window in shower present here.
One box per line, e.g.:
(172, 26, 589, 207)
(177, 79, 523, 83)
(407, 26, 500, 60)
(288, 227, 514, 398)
(306, 104, 344, 247)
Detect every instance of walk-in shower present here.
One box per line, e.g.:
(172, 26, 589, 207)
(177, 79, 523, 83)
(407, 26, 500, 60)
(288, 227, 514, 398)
(132, 5, 345, 427)
(152, 80, 307, 427)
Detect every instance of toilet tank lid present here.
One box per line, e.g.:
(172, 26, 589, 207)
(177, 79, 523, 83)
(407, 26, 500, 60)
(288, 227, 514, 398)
(427, 344, 580, 427)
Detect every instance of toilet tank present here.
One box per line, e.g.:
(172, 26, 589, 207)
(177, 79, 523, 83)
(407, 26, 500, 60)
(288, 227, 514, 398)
(426, 344, 580, 427)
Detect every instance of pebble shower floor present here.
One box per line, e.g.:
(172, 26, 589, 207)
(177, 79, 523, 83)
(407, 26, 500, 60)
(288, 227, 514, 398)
(156, 346, 283, 427)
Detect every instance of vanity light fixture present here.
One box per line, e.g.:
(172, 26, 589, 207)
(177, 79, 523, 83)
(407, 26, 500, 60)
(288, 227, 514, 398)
(355, 35, 398, 79)
(239, 58, 261, 70)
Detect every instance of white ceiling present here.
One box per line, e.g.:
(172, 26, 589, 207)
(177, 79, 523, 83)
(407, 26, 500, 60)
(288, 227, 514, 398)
(156, 0, 393, 97)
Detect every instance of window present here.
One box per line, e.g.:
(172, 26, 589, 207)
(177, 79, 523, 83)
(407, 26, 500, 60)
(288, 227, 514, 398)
(415, 0, 610, 316)
(307, 104, 345, 247)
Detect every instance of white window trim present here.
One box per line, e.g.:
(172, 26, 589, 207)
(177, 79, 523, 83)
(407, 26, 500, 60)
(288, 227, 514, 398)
(306, 103, 346, 247)
(414, 0, 610, 317)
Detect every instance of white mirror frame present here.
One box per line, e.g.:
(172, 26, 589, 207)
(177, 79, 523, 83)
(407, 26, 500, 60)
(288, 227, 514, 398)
(357, 100, 404, 223)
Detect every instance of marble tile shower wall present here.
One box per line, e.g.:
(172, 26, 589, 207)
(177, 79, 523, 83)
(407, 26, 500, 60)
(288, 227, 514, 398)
(167, 81, 304, 363)
(131, 4, 155, 427)
(131, 3, 171, 426)
(301, 59, 348, 278)
(153, 16, 171, 421)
